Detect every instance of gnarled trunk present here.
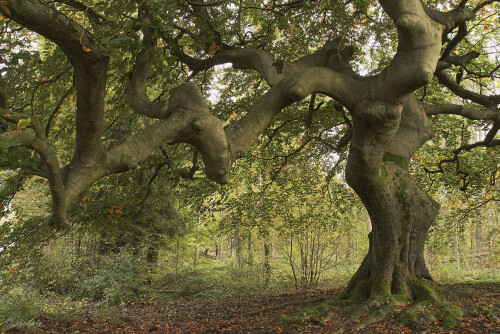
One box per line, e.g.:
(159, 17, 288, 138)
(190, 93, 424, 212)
(341, 96, 440, 307)
(342, 162, 439, 306)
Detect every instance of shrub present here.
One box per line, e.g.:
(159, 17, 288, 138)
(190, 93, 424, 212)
(166, 264, 294, 300)
(0, 286, 41, 332)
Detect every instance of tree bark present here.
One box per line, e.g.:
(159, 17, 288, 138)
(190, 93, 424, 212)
(264, 241, 271, 285)
(341, 97, 440, 307)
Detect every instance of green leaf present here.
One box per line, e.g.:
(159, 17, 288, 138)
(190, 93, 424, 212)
(0, 141, 19, 154)
(16, 118, 31, 129)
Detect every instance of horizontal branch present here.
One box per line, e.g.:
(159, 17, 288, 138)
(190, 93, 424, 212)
(443, 51, 481, 67)
(167, 38, 355, 86)
(424, 104, 500, 121)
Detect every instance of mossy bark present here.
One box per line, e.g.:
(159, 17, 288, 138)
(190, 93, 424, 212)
(342, 162, 439, 303)
(340, 96, 440, 320)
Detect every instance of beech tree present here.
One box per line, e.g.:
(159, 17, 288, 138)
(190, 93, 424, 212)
(1, 0, 499, 320)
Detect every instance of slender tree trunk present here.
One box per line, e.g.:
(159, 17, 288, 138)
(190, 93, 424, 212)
(194, 211, 200, 269)
(475, 219, 483, 254)
(346, 231, 352, 265)
(247, 232, 253, 265)
(146, 245, 158, 265)
(289, 233, 298, 289)
(264, 241, 271, 284)
(175, 237, 180, 282)
(475, 219, 483, 267)
(235, 224, 242, 267)
(75, 238, 81, 255)
(454, 222, 460, 271)
(219, 235, 223, 266)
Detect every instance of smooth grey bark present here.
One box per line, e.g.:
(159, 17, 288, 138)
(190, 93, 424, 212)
(342, 97, 440, 305)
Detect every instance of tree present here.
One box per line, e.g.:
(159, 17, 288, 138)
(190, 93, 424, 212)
(1, 0, 498, 320)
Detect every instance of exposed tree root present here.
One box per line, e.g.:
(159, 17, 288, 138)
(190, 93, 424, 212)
(274, 277, 468, 330)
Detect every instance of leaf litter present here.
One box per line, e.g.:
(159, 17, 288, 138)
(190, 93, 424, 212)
(27, 283, 500, 333)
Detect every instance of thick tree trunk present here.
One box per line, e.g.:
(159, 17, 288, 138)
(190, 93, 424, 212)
(340, 97, 439, 308)
(342, 162, 439, 305)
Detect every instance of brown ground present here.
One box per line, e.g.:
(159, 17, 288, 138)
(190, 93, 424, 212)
(34, 283, 499, 333)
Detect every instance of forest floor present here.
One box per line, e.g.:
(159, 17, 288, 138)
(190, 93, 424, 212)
(33, 282, 499, 333)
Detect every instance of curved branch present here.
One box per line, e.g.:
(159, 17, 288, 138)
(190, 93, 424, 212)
(473, 0, 500, 13)
(424, 104, 500, 121)
(0, 109, 68, 227)
(440, 23, 468, 61)
(45, 85, 74, 137)
(453, 123, 500, 154)
(435, 70, 500, 107)
(30, 122, 69, 228)
(1, 0, 108, 63)
(421, 0, 476, 60)
(126, 1, 169, 119)
(167, 39, 355, 86)
(54, 0, 108, 25)
(423, 5, 474, 31)
(424, 121, 499, 192)
(443, 51, 481, 66)
(225, 67, 357, 160)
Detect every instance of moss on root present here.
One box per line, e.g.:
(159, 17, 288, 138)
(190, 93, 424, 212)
(398, 300, 462, 329)
(434, 303, 463, 328)
(411, 277, 442, 303)
(274, 282, 472, 332)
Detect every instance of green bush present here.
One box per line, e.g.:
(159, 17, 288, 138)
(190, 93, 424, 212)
(0, 286, 41, 332)
(23, 251, 154, 304)
(431, 263, 500, 284)
(40, 297, 84, 324)
(68, 254, 153, 303)
(166, 264, 294, 300)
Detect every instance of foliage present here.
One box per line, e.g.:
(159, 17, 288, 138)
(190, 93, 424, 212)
(0, 286, 40, 332)
(26, 248, 154, 303)
(40, 298, 84, 325)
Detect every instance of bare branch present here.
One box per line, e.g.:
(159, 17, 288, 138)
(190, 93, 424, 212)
(473, 0, 500, 13)
(54, 0, 107, 25)
(443, 51, 481, 66)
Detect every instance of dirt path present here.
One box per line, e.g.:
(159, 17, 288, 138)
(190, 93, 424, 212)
(35, 283, 499, 333)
